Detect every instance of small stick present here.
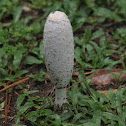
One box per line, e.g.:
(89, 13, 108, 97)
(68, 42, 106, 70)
(0, 77, 30, 93)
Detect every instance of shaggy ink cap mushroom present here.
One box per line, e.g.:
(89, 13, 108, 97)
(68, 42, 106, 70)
(43, 11, 74, 109)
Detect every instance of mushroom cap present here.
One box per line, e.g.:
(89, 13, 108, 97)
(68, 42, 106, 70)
(47, 11, 67, 22)
(43, 11, 74, 88)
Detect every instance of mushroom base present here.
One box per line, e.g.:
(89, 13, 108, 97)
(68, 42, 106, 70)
(54, 87, 68, 111)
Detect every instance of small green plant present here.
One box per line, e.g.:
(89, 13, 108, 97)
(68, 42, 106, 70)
(110, 70, 126, 85)
(74, 27, 122, 69)
(16, 79, 126, 126)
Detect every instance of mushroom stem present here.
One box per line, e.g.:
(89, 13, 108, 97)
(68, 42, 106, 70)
(55, 87, 67, 108)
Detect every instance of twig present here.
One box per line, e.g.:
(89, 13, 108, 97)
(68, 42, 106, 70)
(0, 77, 30, 93)
(0, 77, 27, 87)
(14, 90, 19, 96)
(5, 65, 13, 125)
(20, 97, 55, 124)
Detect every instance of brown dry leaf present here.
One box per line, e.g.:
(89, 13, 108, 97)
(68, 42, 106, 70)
(47, 74, 51, 81)
(23, 5, 31, 12)
(97, 89, 117, 97)
(91, 69, 126, 85)
(73, 71, 79, 76)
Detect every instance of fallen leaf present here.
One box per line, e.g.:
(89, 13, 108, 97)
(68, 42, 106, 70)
(97, 89, 117, 97)
(91, 69, 126, 85)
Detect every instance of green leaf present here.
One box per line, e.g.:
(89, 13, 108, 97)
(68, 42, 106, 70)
(74, 36, 82, 46)
(116, 86, 122, 114)
(40, 109, 52, 116)
(99, 93, 109, 105)
(108, 89, 116, 107)
(95, 7, 122, 22)
(13, 6, 23, 22)
(13, 50, 22, 71)
(104, 49, 118, 56)
(23, 90, 39, 95)
(73, 22, 83, 32)
(32, 70, 47, 82)
(17, 94, 25, 108)
(86, 44, 95, 59)
(83, 122, 98, 126)
(60, 112, 74, 121)
(39, 41, 44, 60)
(49, 114, 61, 124)
(91, 30, 104, 40)
(103, 112, 119, 121)
(31, 47, 39, 56)
(83, 26, 91, 44)
(15, 70, 28, 78)
(71, 85, 78, 106)
(26, 111, 38, 118)
(72, 113, 83, 123)
(0, 101, 5, 111)
(92, 110, 102, 126)
(90, 41, 102, 57)
(54, 114, 61, 124)
(23, 56, 42, 65)
(17, 101, 35, 115)
(74, 47, 85, 67)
